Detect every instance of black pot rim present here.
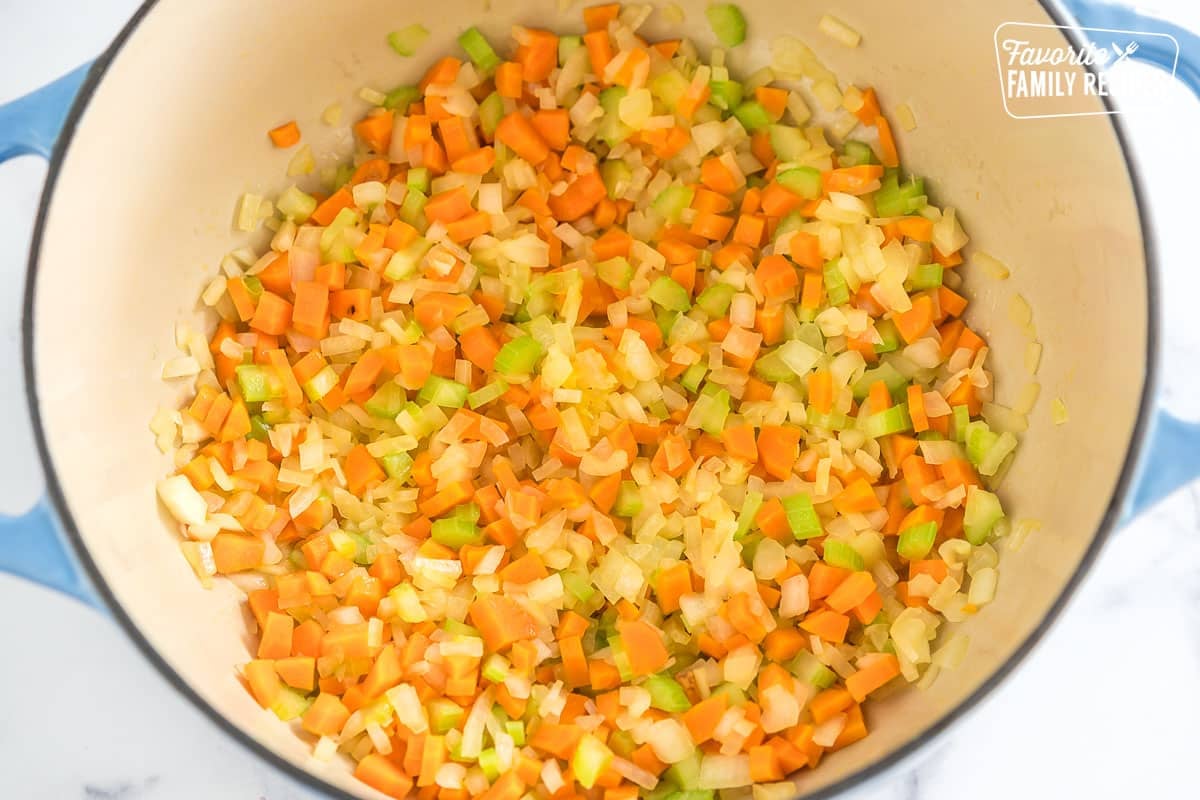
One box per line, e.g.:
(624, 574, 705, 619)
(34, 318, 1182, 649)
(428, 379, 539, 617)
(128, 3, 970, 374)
(20, 1, 1159, 798)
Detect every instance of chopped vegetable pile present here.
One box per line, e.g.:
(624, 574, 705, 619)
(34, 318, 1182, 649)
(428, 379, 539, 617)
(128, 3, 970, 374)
(154, 4, 1023, 798)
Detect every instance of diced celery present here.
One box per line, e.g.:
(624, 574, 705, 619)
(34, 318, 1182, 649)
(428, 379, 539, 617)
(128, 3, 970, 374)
(792, 651, 838, 688)
(429, 698, 466, 734)
(775, 211, 805, 238)
(562, 570, 597, 602)
(647, 276, 692, 312)
(614, 481, 644, 517)
(964, 488, 1005, 544)
(650, 69, 690, 107)
(383, 84, 420, 112)
(443, 617, 479, 636)
(735, 490, 763, 537)
(493, 335, 545, 378)
(332, 163, 355, 191)
(666, 751, 703, 790)
(319, 207, 360, 263)
(479, 91, 505, 138)
(874, 318, 901, 353)
(598, 86, 632, 146)
(644, 673, 693, 712)
(242, 275, 263, 298)
(458, 26, 501, 72)
(897, 521, 937, 560)
(951, 405, 971, 442)
(468, 378, 509, 409)
(733, 100, 772, 132)
(910, 263, 943, 290)
(248, 415, 271, 441)
(269, 686, 313, 721)
(862, 404, 913, 438)
(478, 748, 501, 781)
(694, 387, 730, 434)
(852, 362, 907, 400)
(559, 34, 583, 64)
(656, 307, 681, 340)
(505, 719, 526, 745)
(695, 282, 735, 318)
(823, 259, 850, 305)
(601, 160, 633, 200)
(965, 420, 1000, 468)
(407, 168, 430, 193)
(400, 188, 428, 227)
(824, 539, 865, 570)
(680, 363, 707, 393)
(768, 124, 808, 162)
(807, 406, 853, 431)
(430, 515, 483, 547)
(874, 173, 926, 217)
(388, 24, 429, 57)
(482, 653, 510, 683)
(417, 375, 469, 408)
(381, 452, 414, 481)
(706, 3, 748, 47)
(708, 79, 744, 111)
(572, 734, 614, 789)
(753, 348, 794, 382)
(303, 365, 339, 401)
(782, 493, 822, 539)
(365, 381, 407, 418)
(840, 139, 875, 167)
(708, 682, 747, 706)
(385, 237, 433, 280)
(236, 365, 282, 403)
(276, 185, 317, 222)
(777, 166, 823, 199)
(596, 256, 634, 290)
(653, 185, 696, 223)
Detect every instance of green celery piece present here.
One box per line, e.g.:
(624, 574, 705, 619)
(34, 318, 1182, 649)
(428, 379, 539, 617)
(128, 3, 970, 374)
(493, 335, 545, 378)
(647, 276, 692, 312)
(399, 189, 428, 228)
(365, 381, 407, 418)
(782, 493, 822, 539)
(478, 748, 501, 781)
(824, 539, 865, 570)
(852, 362, 907, 400)
(331, 163, 355, 191)
(680, 363, 707, 393)
(384, 85, 420, 112)
(769, 124, 808, 162)
(649, 69, 690, 106)
(600, 160, 633, 200)
(695, 282, 735, 318)
(897, 521, 937, 560)
(708, 79, 744, 111)
(732, 100, 772, 132)
(753, 348, 795, 383)
(596, 256, 634, 290)
(862, 404, 913, 438)
(381, 452, 414, 481)
(597, 86, 632, 146)
(319, 207, 360, 263)
(951, 405, 971, 442)
(965, 420, 1000, 468)
(248, 414, 271, 441)
(614, 481, 644, 517)
(478, 92, 505, 138)
(644, 673, 693, 712)
(706, 3, 748, 47)
(303, 365, 339, 401)
(428, 698, 465, 733)
(874, 318, 901, 353)
(792, 650, 838, 688)
(823, 259, 851, 305)
(562, 570, 596, 602)
(417, 375, 469, 408)
(388, 24, 430, 56)
(840, 139, 875, 167)
(481, 653, 510, 683)
(739, 533, 763, 567)
(559, 34, 583, 64)
(505, 719, 526, 746)
(735, 490, 763, 537)
(707, 682, 747, 706)
(964, 488, 1004, 544)
(910, 263, 943, 290)
(384, 237, 432, 280)
(458, 26, 501, 72)
(806, 406, 852, 431)
(666, 751, 703, 791)
(468, 378, 509, 409)
(443, 617, 479, 636)
(277, 185, 317, 222)
(696, 388, 730, 435)
(655, 307, 680, 340)
(572, 734, 614, 790)
(269, 686, 313, 721)
(607, 729, 637, 759)
(777, 166, 823, 199)
(236, 365, 281, 403)
(653, 185, 695, 223)
(430, 515, 483, 547)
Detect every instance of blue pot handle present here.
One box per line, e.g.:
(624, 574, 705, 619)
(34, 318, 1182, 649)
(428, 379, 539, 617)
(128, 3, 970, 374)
(0, 63, 99, 606)
(1060, 1, 1200, 519)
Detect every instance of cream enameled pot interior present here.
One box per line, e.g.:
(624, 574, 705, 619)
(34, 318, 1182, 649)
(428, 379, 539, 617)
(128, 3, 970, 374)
(31, 1, 1145, 797)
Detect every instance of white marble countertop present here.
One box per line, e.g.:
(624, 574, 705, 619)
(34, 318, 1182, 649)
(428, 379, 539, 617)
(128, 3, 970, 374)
(2, 2, 1199, 798)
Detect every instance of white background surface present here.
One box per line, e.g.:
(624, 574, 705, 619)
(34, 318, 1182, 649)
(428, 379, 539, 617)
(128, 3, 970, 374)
(2, 2, 1199, 798)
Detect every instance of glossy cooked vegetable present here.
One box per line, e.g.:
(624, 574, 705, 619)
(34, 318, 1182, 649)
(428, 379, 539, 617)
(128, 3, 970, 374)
(155, 4, 1020, 798)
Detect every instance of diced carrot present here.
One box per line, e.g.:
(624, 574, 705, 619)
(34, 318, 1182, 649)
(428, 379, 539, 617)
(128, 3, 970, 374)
(355, 754, 413, 799)
(682, 693, 728, 743)
(548, 170, 607, 222)
(268, 120, 301, 148)
(616, 619, 669, 676)
(845, 654, 901, 702)
(496, 111, 550, 165)
(354, 112, 394, 154)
